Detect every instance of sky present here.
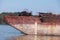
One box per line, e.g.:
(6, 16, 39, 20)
(0, 0, 60, 14)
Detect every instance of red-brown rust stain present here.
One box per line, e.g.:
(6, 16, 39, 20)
(4, 15, 60, 27)
(4, 16, 41, 24)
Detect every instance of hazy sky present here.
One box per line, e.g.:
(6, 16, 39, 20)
(0, 0, 60, 14)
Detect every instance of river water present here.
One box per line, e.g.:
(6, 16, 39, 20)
(0, 25, 24, 40)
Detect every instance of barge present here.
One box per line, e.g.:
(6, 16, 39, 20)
(4, 11, 60, 35)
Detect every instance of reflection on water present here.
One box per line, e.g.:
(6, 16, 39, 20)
(7, 35, 60, 40)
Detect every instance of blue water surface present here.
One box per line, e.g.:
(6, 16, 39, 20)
(0, 25, 24, 40)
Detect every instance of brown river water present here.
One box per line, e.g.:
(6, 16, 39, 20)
(6, 35, 60, 40)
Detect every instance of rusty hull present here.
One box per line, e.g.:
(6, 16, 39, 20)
(4, 15, 60, 35)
